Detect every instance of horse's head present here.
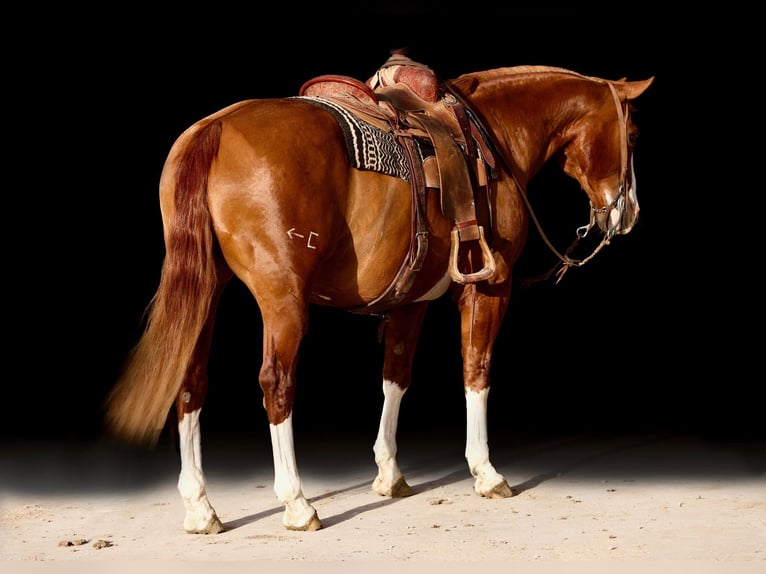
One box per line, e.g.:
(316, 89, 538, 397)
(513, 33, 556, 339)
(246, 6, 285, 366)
(559, 76, 654, 242)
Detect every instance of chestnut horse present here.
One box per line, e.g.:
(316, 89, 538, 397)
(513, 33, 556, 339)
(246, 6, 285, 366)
(105, 55, 653, 533)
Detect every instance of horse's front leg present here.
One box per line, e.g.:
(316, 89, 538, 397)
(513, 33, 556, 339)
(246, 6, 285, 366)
(455, 282, 514, 498)
(372, 302, 429, 498)
(176, 296, 225, 534)
(260, 305, 322, 531)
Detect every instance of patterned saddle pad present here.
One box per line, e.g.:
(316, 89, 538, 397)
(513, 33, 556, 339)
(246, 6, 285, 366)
(294, 95, 432, 182)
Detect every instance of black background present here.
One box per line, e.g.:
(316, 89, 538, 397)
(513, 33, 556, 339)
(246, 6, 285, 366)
(5, 7, 759, 445)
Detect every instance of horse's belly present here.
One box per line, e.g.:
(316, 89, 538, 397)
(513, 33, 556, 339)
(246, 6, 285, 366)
(413, 272, 452, 302)
(308, 171, 452, 309)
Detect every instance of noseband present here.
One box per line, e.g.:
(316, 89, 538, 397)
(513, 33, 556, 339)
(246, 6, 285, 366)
(576, 182, 626, 242)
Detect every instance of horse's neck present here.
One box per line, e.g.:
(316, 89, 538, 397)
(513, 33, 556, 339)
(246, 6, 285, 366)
(451, 71, 584, 181)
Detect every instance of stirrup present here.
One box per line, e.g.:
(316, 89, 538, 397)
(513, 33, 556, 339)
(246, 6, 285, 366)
(448, 226, 496, 284)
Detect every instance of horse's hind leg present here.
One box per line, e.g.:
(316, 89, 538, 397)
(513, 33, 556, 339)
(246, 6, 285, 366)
(259, 302, 322, 531)
(175, 281, 228, 534)
(455, 283, 514, 498)
(372, 302, 428, 497)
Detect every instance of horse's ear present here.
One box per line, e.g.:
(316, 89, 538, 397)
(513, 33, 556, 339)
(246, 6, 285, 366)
(618, 77, 655, 100)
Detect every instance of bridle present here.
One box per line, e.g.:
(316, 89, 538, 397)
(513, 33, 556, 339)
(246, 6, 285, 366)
(446, 78, 632, 285)
(522, 81, 632, 283)
(574, 82, 632, 243)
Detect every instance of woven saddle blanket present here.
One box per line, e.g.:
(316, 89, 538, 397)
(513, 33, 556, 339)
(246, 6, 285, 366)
(293, 95, 434, 182)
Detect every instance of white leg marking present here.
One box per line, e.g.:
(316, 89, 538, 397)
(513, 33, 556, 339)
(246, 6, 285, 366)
(372, 379, 407, 496)
(465, 388, 508, 496)
(270, 413, 318, 529)
(177, 409, 222, 533)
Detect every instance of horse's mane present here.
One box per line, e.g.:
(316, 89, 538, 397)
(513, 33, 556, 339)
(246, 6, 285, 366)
(495, 65, 586, 76)
(455, 65, 611, 86)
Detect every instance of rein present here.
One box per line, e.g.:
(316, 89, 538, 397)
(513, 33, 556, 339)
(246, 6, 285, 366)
(444, 79, 630, 285)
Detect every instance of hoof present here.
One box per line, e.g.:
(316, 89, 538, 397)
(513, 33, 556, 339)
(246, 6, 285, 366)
(390, 476, 415, 498)
(373, 475, 414, 497)
(286, 511, 323, 532)
(186, 515, 225, 534)
(480, 480, 514, 499)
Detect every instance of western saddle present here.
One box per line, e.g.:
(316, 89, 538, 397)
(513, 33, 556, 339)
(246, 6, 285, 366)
(299, 50, 497, 312)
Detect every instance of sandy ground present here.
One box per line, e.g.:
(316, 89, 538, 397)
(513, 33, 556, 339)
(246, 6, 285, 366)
(1, 428, 764, 573)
